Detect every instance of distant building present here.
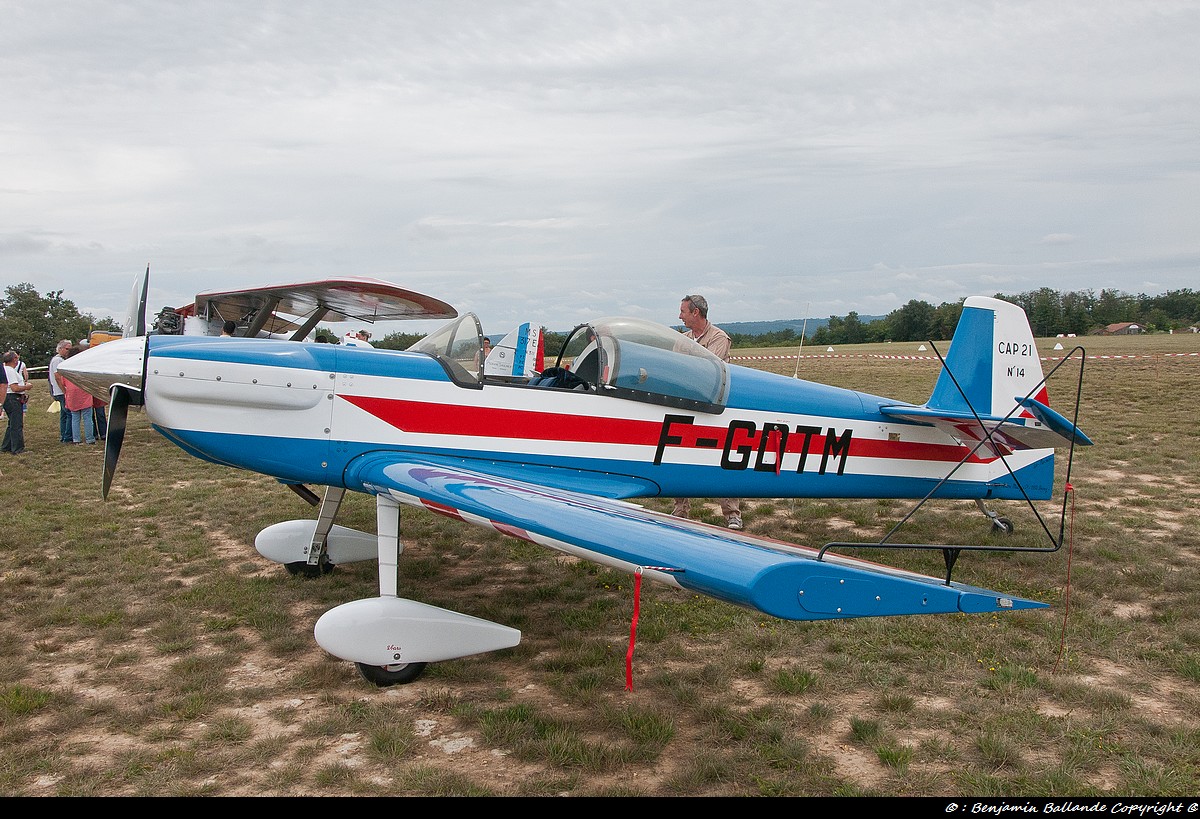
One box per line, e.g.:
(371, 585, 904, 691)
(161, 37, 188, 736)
(1102, 322, 1142, 335)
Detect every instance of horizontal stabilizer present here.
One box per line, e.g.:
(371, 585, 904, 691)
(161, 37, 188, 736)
(1016, 396, 1094, 446)
(879, 401, 1092, 451)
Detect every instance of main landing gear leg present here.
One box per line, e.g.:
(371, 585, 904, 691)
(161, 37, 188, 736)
(975, 498, 1014, 535)
(312, 491, 519, 686)
(286, 486, 345, 576)
(353, 494, 427, 686)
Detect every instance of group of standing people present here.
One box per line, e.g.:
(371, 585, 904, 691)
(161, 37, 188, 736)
(1, 338, 109, 455)
(49, 340, 107, 446)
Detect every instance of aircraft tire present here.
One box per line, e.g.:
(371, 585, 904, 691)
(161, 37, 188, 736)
(285, 557, 334, 577)
(990, 517, 1014, 535)
(356, 661, 428, 686)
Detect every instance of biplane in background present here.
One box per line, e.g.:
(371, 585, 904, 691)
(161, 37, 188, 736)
(61, 272, 1091, 686)
(135, 269, 458, 340)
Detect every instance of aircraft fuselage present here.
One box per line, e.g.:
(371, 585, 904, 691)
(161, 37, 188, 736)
(143, 336, 1053, 504)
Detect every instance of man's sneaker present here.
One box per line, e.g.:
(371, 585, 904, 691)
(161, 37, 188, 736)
(726, 514, 743, 531)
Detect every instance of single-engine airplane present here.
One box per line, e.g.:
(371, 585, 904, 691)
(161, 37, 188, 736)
(60, 272, 1091, 686)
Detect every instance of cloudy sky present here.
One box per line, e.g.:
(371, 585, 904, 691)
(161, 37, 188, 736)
(4, 1, 1198, 336)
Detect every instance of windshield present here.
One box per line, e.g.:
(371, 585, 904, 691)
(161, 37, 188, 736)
(408, 313, 485, 381)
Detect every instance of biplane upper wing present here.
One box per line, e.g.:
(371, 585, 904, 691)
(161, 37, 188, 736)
(346, 453, 1047, 620)
(192, 276, 458, 339)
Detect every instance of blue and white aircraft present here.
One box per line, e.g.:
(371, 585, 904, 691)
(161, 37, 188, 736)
(60, 274, 1091, 686)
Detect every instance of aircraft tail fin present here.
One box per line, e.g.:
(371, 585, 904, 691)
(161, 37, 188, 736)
(881, 296, 1092, 451)
(484, 322, 544, 380)
(929, 296, 1047, 419)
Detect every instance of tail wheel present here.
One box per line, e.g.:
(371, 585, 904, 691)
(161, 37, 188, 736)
(990, 517, 1014, 535)
(356, 661, 428, 686)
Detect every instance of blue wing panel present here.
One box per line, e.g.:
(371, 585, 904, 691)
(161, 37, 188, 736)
(344, 453, 1047, 622)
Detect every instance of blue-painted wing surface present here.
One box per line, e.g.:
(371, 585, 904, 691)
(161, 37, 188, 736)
(347, 454, 1047, 620)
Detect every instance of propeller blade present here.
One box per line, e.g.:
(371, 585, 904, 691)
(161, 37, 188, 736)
(102, 386, 132, 501)
(136, 264, 149, 337)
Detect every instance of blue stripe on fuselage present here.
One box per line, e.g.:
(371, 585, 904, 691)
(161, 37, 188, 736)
(152, 425, 1054, 503)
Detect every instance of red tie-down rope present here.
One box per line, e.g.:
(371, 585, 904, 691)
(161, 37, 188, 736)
(626, 565, 683, 690)
(1053, 483, 1076, 674)
(769, 427, 783, 475)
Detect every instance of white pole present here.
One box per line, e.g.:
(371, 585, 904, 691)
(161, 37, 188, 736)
(792, 303, 810, 378)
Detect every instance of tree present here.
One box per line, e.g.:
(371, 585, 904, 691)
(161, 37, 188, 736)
(0, 283, 117, 372)
(929, 301, 964, 341)
(1146, 289, 1200, 327)
(375, 331, 428, 350)
(842, 311, 867, 344)
(1026, 287, 1063, 337)
(886, 300, 937, 342)
(1059, 290, 1095, 336)
(1093, 289, 1136, 326)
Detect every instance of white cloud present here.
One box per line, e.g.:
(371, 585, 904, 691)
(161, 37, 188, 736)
(3, 1, 1198, 332)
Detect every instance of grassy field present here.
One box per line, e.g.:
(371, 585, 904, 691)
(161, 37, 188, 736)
(1, 331, 1198, 796)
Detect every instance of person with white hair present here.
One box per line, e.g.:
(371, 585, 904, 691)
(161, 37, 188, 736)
(49, 339, 73, 443)
(670, 294, 742, 530)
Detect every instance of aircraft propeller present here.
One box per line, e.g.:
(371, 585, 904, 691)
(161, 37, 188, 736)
(99, 265, 152, 499)
(101, 386, 135, 500)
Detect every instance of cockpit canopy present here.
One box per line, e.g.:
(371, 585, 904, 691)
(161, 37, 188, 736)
(556, 317, 729, 411)
(410, 313, 729, 412)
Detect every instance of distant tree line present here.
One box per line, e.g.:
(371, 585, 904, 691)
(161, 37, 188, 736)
(732, 287, 1200, 347)
(0, 283, 122, 371)
(6, 281, 1196, 371)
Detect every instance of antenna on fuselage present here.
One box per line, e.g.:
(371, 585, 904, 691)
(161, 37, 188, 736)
(791, 302, 810, 379)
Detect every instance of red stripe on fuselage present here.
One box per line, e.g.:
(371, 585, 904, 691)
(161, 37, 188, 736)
(341, 395, 988, 464)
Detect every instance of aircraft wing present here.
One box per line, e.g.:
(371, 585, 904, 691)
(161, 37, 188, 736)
(192, 276, 458, 330)
(348, 454, 1046, 620)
